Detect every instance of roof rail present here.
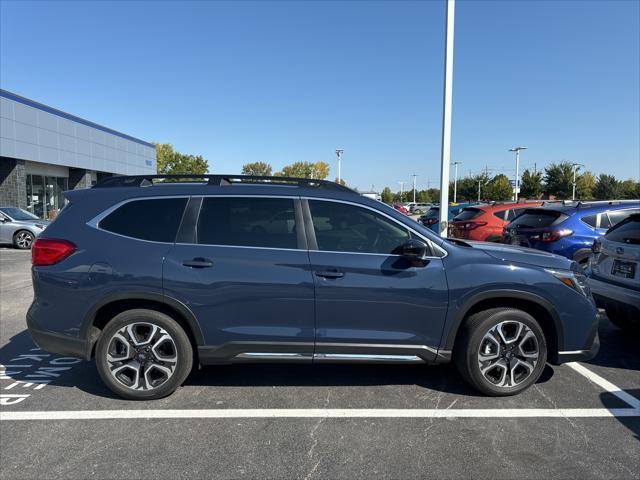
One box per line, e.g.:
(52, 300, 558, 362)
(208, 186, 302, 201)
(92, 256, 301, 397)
(574, 199, 639, 208)
(93, 174, 356, 193)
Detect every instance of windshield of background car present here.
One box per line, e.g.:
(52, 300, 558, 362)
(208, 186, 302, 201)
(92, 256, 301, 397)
(604, 216, 640, 245)
(453, 208, 484, 221)
(0, 207, 39, 221)
(507, 209, 569, 228)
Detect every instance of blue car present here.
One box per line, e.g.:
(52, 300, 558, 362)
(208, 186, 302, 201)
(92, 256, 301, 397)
(418, 203, 480, 233)
(27, 175, 600, 400)
(502, 201, 640, 266)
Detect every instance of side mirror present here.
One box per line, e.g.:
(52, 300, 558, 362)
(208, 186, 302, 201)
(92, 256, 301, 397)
(398, 239, 430, 266)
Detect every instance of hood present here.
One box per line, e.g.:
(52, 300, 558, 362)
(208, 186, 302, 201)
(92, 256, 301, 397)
(463, 240, 573, 270)
(14, 218, 50, 227)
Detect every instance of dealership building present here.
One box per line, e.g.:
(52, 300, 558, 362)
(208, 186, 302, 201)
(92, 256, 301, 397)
(0, 89, 156, 219)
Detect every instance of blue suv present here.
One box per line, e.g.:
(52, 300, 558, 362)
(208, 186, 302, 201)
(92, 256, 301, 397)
(27, 175, 601, 400)
(502, 201, 640, 267)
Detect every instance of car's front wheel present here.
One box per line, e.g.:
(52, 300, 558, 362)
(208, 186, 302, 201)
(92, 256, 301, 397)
(454, 307, 547, 396)
(95, 309, 193, 400)
(13, 230, 34, 249)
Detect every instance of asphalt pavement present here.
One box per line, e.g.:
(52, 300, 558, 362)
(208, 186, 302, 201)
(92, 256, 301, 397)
(0, 247, 638, 479)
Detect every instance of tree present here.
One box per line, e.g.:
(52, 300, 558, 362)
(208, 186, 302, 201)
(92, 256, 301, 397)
(575, 171, 596, 200)
(619, 179, 640, 199)
(334, 178, 347, 186)
(241, 162, 272, 176)
(381, 187, 393, 204)
(593, 174, 621, 199)
(544, 162, 574, 199)
(520, 169, 543, 199)
(277, 161, 330, 179)
(485, 174, 513, 201)
(155, 143, 208, 176)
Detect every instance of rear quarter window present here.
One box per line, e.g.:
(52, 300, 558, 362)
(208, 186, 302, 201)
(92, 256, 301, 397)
(100, 198, 188, 242)
(605, 216, 640, 244)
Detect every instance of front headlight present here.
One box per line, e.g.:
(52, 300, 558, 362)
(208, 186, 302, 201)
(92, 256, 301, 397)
(545, 268, 591, 297)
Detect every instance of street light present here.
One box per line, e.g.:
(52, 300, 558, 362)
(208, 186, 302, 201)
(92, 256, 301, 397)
(335, 149, 344, 183)
(398, 181, 406, 203)
(451, 161, 461, 202)
(412, 174, 417, 203)
(571, 163, 584, 200)
(509, 147, 527, 201)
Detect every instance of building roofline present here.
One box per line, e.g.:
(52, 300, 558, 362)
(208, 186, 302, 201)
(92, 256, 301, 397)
(0, 89, 156, 149)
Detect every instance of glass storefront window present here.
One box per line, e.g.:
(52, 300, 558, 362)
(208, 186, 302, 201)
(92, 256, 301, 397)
(26, 174, 69, 219)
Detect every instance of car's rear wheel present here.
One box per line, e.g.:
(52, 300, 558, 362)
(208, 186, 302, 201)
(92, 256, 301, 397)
(454, 307, 547, 396)
(95, 309, 193, 400)
(13, 230, 34, 249)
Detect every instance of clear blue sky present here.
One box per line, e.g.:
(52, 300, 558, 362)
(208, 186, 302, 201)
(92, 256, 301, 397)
(1, 0, 638, 191)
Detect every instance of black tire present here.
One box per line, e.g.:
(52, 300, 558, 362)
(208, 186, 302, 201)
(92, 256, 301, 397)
(13, 230, 34, 249)
(454, 307, 547, 396)
(95, 309, 193, 400)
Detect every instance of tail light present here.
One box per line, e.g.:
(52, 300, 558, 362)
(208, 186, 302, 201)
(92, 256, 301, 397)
(424, 218, 439, 225)
(32, 239, 76, 266)
(460, 221, 487, 230)
(532, 229, 573, 243)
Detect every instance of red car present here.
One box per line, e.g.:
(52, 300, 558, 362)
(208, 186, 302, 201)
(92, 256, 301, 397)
(393, 203, 410, 215)
(449, 201, 544, 242)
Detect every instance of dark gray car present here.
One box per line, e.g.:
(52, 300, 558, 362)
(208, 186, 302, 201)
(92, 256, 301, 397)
(26, 175, 601, 400)
(0, 207, 50, 249)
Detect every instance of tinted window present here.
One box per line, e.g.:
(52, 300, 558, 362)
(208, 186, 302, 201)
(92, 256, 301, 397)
(100, 198, 187, 242)
(492, 210, 507, 221)
(599, 214, 611, 229)
(454, 208, 484, 221)
(509, 209, 568, 228)
(197, 197, 297, 249)
(607, 209, 640, 227)
(605, 215, 640, 244)
(581, 214, 598, 228)
(425, 208, 440, 218)
(309, 200, 411, 254)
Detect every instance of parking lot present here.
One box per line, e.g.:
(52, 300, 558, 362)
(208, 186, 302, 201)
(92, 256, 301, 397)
(0, 247, 638, 479)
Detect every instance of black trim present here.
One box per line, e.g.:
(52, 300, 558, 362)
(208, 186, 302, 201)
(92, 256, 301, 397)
(572, 248, 592, 264)
(293, 198, 308, 250)
(301, 199, 318, 250)
(442, 289, 564, 357)
(555, 326, 600, 363)
(27, 314, 96, 360)
(175, 197, 202, 244)
(198, 341, 315, 365)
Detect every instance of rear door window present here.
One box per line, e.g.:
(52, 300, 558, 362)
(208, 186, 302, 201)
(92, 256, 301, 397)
(197, 197, 298, 249)
(100, 198, 188, 242)
(508, 209, 568, 228)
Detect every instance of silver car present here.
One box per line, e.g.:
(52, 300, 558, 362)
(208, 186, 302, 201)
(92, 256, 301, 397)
(0, 207, 50, 249)
(587, 213, 640, 333)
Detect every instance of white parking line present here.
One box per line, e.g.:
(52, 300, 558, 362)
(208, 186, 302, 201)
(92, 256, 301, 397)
(566, 362, 640, 410)
(0, 407, 639, 421)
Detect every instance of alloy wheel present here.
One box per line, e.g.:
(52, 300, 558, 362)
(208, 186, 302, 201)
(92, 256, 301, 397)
(477, 321, 539, 388)
(106, 322, 178, 391)
(15, 231, 34, 248)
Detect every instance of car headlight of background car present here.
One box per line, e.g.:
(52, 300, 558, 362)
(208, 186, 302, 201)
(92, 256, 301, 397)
(545, 268, 591, 297)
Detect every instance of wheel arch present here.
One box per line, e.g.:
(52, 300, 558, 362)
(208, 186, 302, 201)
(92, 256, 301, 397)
(445, 290, 563, 363)
(80, 292, 205, 359)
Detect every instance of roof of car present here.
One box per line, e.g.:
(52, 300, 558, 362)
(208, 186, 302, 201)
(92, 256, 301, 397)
(530, 200, 640, 215)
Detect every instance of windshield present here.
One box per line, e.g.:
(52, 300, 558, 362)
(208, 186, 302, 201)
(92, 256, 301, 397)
(605, 216, 640, 245)
(425, 208, 440, 218)
(454, 208, 483, 221)
(508, 209, 568, 228)
(0, 207, 39, 221)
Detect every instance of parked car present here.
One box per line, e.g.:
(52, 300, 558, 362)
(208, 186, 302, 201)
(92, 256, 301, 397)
(418, 203, 480, 233)
(28, 174, 600, 400)
(450, 202, 544, 242)
(409, 203, 432, 215)
(0, 207, 50, 249)
(587, 213, 640, 332)
(502, 201, 640, 267)
(393, 203, 410, 215)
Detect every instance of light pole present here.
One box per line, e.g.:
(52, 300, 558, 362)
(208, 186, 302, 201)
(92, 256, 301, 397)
(398, 181, 406, 203)
(571, 163, 584, 200)
(438, 0, 456, 237)
(335, 149, 344, 184)
(509, 147, 527, 201)
(451, 161, 461, 202)
(412, 174, 417, 203)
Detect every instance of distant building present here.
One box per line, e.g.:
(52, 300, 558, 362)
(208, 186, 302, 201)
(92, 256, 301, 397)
(1, 89, 156, 219)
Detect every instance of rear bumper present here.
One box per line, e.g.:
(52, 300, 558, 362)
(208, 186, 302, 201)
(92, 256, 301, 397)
(554, 309, 603, 363)
(27, 313, 94, 360)
(588, 275, 640, 309)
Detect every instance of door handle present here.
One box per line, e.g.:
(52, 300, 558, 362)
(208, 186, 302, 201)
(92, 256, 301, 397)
(182, 257, 214, 268)
(315, 270, 344, 279)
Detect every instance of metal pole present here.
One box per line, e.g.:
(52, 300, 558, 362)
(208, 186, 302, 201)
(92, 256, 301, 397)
(412, 174, 417, 203)
(478, 179, 481, 202)
(398, 181, 406, 203)
(438, 0, 455, 237)
(514, 150, 520, 201)
(335, 149, 343, 184)
(572, 167, 576, 201)
(452, 161, 460, 202)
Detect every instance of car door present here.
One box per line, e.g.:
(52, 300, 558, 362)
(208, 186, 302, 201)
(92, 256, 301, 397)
(304, 198, 449, 363)
(163, 196, 316, 363)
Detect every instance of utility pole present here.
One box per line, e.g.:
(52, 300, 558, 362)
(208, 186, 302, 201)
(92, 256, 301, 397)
(412, 174, 417, 203)
(335, 149, 344, 184)
(438, 0, 456, 237)
(509, 146, 527, 201)
(398, 181, 406, 203)
(571, 163, 584, 200)
(452, 161, 461, 203)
